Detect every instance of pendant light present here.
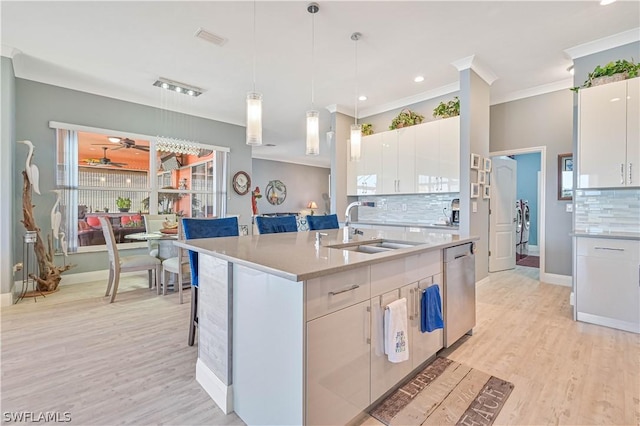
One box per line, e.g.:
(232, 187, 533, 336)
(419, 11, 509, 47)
(246, 0, 262, 146)
(306, 3, 320, 156)
(350, 32, 362, 162)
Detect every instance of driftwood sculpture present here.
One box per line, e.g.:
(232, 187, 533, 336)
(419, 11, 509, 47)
(20, 170, 73, 292)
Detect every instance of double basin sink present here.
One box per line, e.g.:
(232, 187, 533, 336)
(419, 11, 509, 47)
(326, 239, 421, 255)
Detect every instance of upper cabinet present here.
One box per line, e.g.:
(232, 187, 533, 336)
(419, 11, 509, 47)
(347, 116, 460, 196)
(578, 78, 639, 188)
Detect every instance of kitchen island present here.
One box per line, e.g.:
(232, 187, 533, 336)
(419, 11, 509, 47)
(176, 227, 478, 425)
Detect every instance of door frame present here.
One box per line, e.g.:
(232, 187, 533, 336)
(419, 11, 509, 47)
(489, 146, 546, 277)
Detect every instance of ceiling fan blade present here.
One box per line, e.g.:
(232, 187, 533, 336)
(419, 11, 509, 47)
(132, 145, 149, 152)
(110, 146, 125, 151)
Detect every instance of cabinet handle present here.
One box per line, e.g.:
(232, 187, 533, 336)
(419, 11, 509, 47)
(365, 305, 371, 344)
(629, 163, 633, 184)
(408, 289, 414, 320)
(621, 163, 625, 185)
(594, 247, 624, 252)
(328, 284, 360, 296)
(415, 286, 420, 319)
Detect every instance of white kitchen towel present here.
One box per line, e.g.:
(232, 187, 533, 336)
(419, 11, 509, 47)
(384, 298, 410, 363)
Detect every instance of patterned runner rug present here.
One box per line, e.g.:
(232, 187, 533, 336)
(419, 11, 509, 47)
(369, 357, 514, 426)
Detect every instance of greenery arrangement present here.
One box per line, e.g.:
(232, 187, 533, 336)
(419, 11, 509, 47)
(116, 196, 131, 211)
(361, 123, 374, 136)
(389, 109, 424, 130)
(433, 96, 460, 119)
(571, 59, 640, 92)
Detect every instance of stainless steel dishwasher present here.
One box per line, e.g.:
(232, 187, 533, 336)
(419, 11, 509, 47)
(443, 242, 476, 348)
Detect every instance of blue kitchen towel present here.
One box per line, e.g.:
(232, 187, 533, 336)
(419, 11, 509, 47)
(421, 284, 444, 333)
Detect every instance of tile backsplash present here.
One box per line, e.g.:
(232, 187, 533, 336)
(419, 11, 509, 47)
(356, 193, 459, 224)
(575, 188, 640, 235)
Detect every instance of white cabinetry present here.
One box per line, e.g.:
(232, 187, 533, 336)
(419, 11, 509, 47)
(353, 133, 383, 195)
(410, 274, 444, 369)
(306, 300, 371, 425)
(578, 78, 639, 188)
(381, 128, 416, 193)
(415, 116, 460, 193)
(576, 237, 640, 333)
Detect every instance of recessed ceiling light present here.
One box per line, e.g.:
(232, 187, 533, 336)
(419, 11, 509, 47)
(414, 76, 425, 83)
(359, 95, 367, 101)
(600, 0, 616, 5)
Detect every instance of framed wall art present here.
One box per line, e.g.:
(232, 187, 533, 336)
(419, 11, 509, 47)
(471, 183, 480, 198)
(470, 153, 481, 170)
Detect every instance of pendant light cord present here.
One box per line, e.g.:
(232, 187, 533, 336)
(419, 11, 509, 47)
(311, 10, 315, 108)
(252, 0, 257, 93)
(353, 33, 359, 126)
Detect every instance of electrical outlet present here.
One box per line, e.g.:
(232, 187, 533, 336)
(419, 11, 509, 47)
(402, 204, 407, 211)
(472, 202, 477, 213)
(566, 204, 573, 213)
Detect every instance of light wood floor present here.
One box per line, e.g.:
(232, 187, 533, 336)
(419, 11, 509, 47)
(2, 267, 638, 425)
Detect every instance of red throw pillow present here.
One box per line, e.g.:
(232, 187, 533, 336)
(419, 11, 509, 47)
(86, 216, 101, 228)
(120, 216, 132, 226)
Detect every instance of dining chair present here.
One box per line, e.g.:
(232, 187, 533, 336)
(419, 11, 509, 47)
(99, 216, 162, 303)
(307, 214, 339, 230)
(160, 221, 191, 303)
(182, 216, 239, 346)
(143, 213, 177, 257)
(255, 215, 298, 234)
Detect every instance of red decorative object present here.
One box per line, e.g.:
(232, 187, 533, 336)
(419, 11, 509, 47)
(251, 186, 262, 215)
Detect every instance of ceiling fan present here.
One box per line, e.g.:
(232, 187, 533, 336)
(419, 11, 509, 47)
(83, 147, 128, 168)
(93, 137, 149, 152)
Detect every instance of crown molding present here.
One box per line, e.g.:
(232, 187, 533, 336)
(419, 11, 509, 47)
(491, 78, 574, 106)
(451, 54, 498, 86)
(325, 104, 353, 116)
(0, 45, 22, 59)
(359, 82, 459, 118)
(564, 27, 640, 59)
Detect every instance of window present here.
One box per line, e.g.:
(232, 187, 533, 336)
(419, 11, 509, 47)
(52, 122, 229, 253)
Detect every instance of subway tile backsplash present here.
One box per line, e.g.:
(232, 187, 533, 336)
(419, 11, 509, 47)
(575, 189, 640, 235)
(356, 193, 459, 224)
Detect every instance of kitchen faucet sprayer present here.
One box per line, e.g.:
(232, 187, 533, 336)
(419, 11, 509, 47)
(344, 201, 377, 241)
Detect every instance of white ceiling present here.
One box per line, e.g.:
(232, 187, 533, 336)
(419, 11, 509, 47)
(2, 1, 639, 168)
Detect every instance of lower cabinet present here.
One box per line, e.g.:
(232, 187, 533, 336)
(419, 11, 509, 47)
(576, 237, 640, 333)
(411, 275, 444, 369)
(306, 300, 371, 425)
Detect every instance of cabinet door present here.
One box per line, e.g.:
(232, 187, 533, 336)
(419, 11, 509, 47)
(414, 121, 440, 193)
(396, 127, 416, 193)
(370, 284, 413, 403)
(306, 300, 371, 425)
(347, 155, 357, 195)
(357, 134, 382, 195)
(439, 117, 460, 192)
(411, 275, 444, 369)
(381, 131, 399, 193)
(627, 78, 639, 187)
(578, 80, 627, 188)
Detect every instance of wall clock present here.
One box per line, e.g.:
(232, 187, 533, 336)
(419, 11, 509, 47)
(232, 171, 251, 195)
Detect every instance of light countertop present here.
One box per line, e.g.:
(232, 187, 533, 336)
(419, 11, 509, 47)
(573, 232, 640, 241)
(175, 228, 477, 282)
(352, 221, 459, 230)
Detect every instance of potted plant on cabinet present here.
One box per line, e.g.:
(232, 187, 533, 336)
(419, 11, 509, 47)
(571, 59, 640, 91)
(433, 96, 460, 119)
(389, 109, 424, 130)
(116, 196, 131, 212)
(361, 123, 374, 136)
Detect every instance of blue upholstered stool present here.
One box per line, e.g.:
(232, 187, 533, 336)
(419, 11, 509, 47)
(255, 215, 298, 234)
(182, 216, 239, 346)
(307, 214, 339, 230)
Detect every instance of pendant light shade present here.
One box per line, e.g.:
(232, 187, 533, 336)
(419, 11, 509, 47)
(350, 124, 361, 162)
(246, 92, 263, 146)
(350, 32, 362, 162)
(306, 110, 320, 155)
(306, 3, 320, 156)
(246, 1, 262, 146)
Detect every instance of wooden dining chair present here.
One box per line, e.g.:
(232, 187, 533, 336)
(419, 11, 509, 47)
(255, 215, 298, 234)
(99, 217, 162, 303)
(182, 216, 239, 346)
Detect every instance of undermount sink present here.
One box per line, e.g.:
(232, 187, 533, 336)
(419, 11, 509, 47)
(327, 239, 420, 255)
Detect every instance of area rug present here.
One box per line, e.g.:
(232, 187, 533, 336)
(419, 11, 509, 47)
(517, 255, 539, 268)
(369, 357, 514, 426)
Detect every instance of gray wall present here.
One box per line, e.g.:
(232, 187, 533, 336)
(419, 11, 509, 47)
(13, 77, 249, 276)
(1, 56, 16, 295)
(572, 42, 640, 92)
(490, 89, 573, 276)
(252, 159, 329, 215)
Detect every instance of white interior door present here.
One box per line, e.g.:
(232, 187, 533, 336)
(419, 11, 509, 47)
(489, 157, 517, 272)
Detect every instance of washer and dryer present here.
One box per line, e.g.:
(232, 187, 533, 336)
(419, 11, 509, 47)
(515, 201, 523, 254)
(520, 200, 530, 255)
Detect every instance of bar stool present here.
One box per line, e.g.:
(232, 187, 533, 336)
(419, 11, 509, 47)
(307, 214, 339, 230)
(255, 215, 298, 234)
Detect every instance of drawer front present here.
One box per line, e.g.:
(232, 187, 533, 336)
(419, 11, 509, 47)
(306, 266, 370, 321)
(371, 256, 419, 297)
(418, 250, 442, 279)
(577, 238, 640, 261)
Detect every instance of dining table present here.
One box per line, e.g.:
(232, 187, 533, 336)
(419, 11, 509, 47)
(124, 231, 179, 260)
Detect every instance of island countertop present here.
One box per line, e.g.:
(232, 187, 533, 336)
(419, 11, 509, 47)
(175, 228, 478, 282)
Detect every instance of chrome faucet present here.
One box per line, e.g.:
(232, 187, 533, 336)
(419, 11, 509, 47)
(344, 201, 376, 241)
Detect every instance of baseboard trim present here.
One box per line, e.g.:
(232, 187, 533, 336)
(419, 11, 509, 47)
(1, 291, 13, 307)
(577, 312, 639, 334)
(540, 272, 572, 287)
(196, 358, 234, 415)
(476, 276, 491, 286)
(59, 270, 110, 286)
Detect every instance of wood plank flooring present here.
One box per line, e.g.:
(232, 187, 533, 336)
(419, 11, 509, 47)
(2, 267, 638, 425)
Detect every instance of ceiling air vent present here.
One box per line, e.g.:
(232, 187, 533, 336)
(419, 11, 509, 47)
(195, 28, 228, 46)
